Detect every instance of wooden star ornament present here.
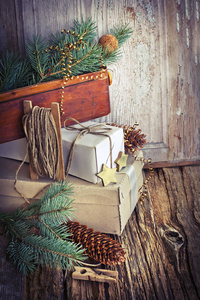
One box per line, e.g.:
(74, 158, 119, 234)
(97, 164, 117, 186)
(115, 151, 128, 171)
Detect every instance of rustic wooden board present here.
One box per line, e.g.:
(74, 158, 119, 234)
(114, 166, 200, 299)
(0, 69, 110, 144)
(0, 227, 24, 299)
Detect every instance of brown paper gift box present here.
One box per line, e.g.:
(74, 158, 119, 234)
(0, 151, 144, 235)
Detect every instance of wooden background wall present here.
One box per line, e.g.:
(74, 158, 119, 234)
(0, 0, 199, 163)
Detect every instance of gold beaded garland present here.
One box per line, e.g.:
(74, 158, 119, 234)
(37, 27, 107, 116)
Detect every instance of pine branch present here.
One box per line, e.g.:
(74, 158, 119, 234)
(101, 47, 122, 66)
(72, 18, 97, 43)
(111, 24, 133, 47)
(26, 35, 50, 80)
(7, 234, 86, 274)
(1, 19, 133, 91)
(70, 44, 102, 75)
(0, 51, 32, 92)
(0, 181, 87, 274)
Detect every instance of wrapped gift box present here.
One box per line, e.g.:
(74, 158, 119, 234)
(62, 121, 124, 183)
(0, 121, 124, 184)
(0, 151, 144, 235)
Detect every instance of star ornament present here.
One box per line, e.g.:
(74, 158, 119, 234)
(97, 164, 117, 186)
(115, 151, 128, 171)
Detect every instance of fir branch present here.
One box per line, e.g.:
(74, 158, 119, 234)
(101, 47, 122, 66)
(26, 35, 50, 80)
(7, 240, 37, 274)
(72, 18, 97, 43)
(0, 52, 31, 92)
(0, 19, 133, 91)
(111, 24, 133, 47)
(7, 234, 86, 274)
(1, 181, 86, 274)
(38, 220, 63, 240)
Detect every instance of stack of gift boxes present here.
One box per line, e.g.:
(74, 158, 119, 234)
(0, 120, 144, 235)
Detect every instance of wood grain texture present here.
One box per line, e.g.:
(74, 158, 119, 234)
(0, 227, 24, 300)
(51, 102, 65, 181)
(23, 100, 39, 180)
(114, 166, 200, 300)
(0, 70, 110, 143)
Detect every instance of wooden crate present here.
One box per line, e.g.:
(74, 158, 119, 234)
(0, 69, 110, 144)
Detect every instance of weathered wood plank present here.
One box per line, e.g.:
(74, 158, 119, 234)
(0, 228, 24, 299)
(24, 265, 64, 300)
(114, 166, 200, 299)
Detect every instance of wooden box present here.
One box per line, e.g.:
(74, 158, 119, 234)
(0, 69, 110, 144)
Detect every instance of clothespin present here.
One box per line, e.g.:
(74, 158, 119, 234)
(72, 266, 118, 283)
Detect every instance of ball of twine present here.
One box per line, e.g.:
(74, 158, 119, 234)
(22, 106, 59, 179)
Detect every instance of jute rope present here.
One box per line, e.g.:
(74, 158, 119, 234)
(22, 106, 59, 179)
(14, 106, 60, 203)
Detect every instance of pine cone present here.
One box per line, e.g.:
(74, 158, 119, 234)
(109, 123, 146, 154)
(66, 221, 126, 266)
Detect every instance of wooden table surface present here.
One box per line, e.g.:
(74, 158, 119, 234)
(1, 165, 200, 299)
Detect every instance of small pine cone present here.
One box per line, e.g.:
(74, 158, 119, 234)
(109, 123, 146, 154)
(66, 221, 126, 266)
(124, 125, 146, 154)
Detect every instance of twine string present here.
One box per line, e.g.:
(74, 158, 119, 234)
(14, 106, 60, 203)
(63, 118, 113, 177)
(22, 106, 59, 180)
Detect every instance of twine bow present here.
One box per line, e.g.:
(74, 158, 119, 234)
(63, 118, 113, 178)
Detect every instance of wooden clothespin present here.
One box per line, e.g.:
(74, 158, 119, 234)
(23, 100, 65, 181)
(72, 266, 118, 284)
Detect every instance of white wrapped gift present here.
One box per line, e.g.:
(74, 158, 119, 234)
(61, 121, 124, 183)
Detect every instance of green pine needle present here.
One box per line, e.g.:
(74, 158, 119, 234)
(111, 24, 133, 47)
(0, 181, 86, 275)
(0, 19, 133, 91)
(26, 35, 50, 81)
(0, 51, 32, 92)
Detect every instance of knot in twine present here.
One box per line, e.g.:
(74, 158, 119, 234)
(63, 118, 113, 177)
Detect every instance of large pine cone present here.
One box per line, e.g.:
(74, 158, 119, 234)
(66, 221, 126, 266)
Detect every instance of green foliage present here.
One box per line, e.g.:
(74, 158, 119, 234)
(26, 35, 50, 83)
(0, 19, 133, 92)
(0, 181, 86, 275)
(72, 18, 97, 43)
(0, 51, 32, 92)
(111, 24, 133, 47)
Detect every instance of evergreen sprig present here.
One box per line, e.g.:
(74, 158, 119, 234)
(0, 19, 133, 92)
(0, 181, 86, 275)
(111, 24, 133, 47)
(26, 35, 50, 83)
(0, 51, 32, 92)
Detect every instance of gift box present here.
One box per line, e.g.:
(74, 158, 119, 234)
(0, 121, 124, 184)
(62, 121, 124, 183)
(0, 151, 144, 235)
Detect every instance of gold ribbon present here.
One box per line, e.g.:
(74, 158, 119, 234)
(63, 118, 113, 178)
